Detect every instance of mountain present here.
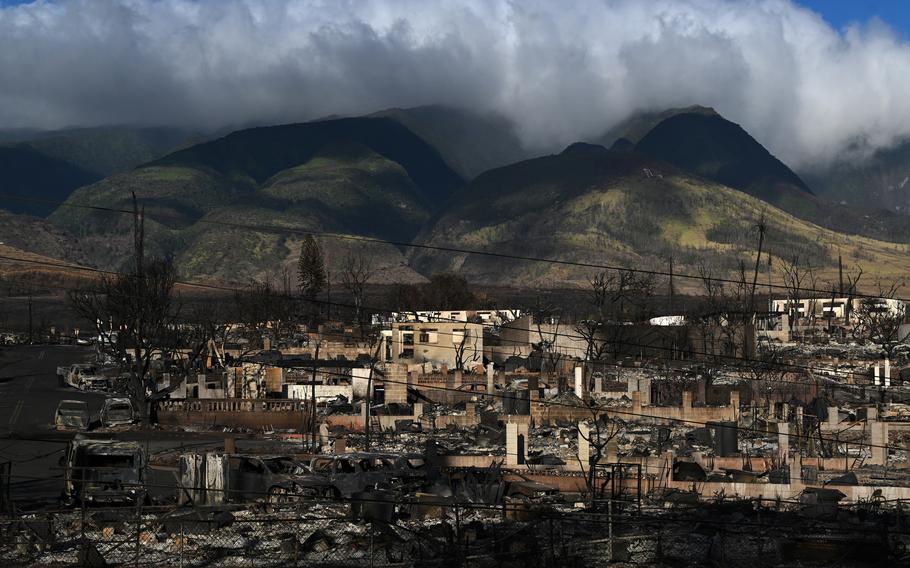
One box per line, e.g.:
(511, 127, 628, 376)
(596, 105, 719, 149)
(411, 144, 910, 287)
(371, 105, 531, 179)
(0, 209, 90, 265)
(601, 107, 910, 244)
(800, 141, 910, 214)
(0, 126, 201, 175)
(49, 117, 464, 283)
(633, 111, 812, 205)
(0, 146, 102, 216)
(0, 126, 200, 177)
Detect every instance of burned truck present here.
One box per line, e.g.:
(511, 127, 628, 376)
(62, 436, 146, 505)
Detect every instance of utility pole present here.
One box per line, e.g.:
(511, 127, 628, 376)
(27, 292, 33, 344)
(311, 342, 320, 453)
(749, 216, 766, 315)
(364, 340, 382, 452)
(838, 254, 844, 296)
(667, 256, 675, 314)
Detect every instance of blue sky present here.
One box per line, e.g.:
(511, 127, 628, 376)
(800, 0, 910, 36)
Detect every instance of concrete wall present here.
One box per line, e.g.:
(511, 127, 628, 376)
(156, 399, 310, 430)
(283, 384, 353, 402)
(388, 322, 484, 370)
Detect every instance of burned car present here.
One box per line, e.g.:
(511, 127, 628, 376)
(307, 452, 427, 497)
(227, 455, 332, 503)
(63, 436, 146, 505)
(505, 478, 559, 500)
(100, 397, 135, 427)
(54, 400, 90, 431)
(57, 364, 110, 391)
(178, 454, 327, 505)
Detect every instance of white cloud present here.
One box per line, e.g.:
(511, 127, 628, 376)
(1, 0, 908, 166)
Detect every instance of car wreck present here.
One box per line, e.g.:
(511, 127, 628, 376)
(100, 397, 135, 427)
(56, 364, 110, 391)
(178, 452, 428, 506)
(62, 436, 146, 505)
(54, 400, 90, 431)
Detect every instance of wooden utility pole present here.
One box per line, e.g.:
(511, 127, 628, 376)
(838, 254, 844, 296)
(311, 342, 320, 453)
(364, 340, 382, 452)
(27, 292, 33, 344)
(749, 216, 767, 314)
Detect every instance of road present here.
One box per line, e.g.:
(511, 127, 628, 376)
(0, 345, 102, 508)
(0, 345, 226, 509)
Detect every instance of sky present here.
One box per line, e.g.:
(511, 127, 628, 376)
(3, 0, 910, 167)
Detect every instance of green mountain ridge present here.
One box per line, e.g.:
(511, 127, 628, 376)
(0, 145, 102, 217)
(411, 145, 910, 287)
(50, 117, 464, 283)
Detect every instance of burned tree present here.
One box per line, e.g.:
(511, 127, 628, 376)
(68, 196, 176, 424)
(531, 294, 566, 388)
(780, 255, 818, 332)
(233, 278, 301, 348)
(340, 252, 374, 326)
(853, 281, 910, 359)
(452, 324, 480, 370)
(576, 270, 657, 364)
(576, 407, 622, 506)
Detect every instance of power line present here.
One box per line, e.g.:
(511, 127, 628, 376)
(0, 257, 894, 390)
(0, 193, 899, 302)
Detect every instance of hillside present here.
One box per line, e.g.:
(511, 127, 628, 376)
(16, 126, 201, 176)
(0, 146, 101, 216)
(371, 105, 531, 179)
(0, 209, 90, 265)
(50, 117, 463, 283)
(411, 144, 910, 288)
(0, 126, 199, 177)
(633, 112, 812, 204)
(596, 105, 719, 149)
(801, 141, 910, 213)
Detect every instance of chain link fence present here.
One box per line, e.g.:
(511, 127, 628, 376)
(0, 499, 629, 567)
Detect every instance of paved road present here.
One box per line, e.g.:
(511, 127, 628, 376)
(0, 345, 233, 509)
(0, 345, 103, 508)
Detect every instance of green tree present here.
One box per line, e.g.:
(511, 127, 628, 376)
(297, 235, 327, 300)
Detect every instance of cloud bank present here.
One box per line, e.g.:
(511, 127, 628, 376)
(2, 0, 910, 166)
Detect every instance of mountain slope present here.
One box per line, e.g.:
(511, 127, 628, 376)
(0, 126, 199, 176)
(151, 117, 463, 204)
(634, 112, 812, 204)
(0, 146, 102, 216)
(0, 209, 90, 265)
(371, 105, 531, 179)
(801, 141, 910, 213)
(50, 118, 464, 283)
(412, 144, 910, 288)
(596, 105, 718, 149)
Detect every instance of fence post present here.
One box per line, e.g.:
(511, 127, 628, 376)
(454, 503, 463, 567)
(369, 522, 374, 568)
(134, 501, 141, 567)
(608, 499, 613, 562)
(549, 517, 555, 565)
